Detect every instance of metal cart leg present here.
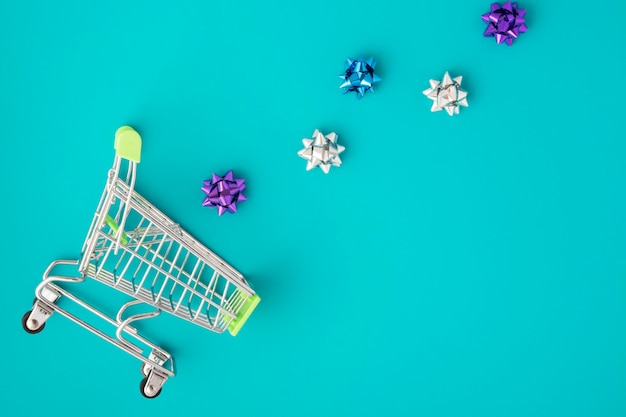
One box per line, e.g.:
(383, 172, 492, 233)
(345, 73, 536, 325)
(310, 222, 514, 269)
(116, 301, 172, 398)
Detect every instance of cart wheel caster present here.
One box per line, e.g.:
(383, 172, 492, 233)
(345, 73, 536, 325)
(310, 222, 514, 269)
(22, 311, 45, 334)
(141, 363, 150, 377)
(140, 377, 162, 399)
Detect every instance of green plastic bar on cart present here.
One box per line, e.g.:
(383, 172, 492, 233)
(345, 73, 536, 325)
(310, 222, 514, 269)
(228, 293, 261, 336)
(105, 215, 129, 245)
(114, 126, 142, 163)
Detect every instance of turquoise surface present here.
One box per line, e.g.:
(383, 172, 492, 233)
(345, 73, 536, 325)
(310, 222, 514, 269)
(1, 1, 625, 416)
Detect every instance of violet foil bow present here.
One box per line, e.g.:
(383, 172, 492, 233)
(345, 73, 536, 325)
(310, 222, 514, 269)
(298, 129, 345, 174)
(201, 170, 246, 215)
(339, 56, 381, 99)
(481, 2, 527, 45)
(422, 71, 469, 116)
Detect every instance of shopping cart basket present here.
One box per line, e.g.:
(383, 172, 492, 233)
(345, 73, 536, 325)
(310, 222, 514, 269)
(22, 126, 261, 398)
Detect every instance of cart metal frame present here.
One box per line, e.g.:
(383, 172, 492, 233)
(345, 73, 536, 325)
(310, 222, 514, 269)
(22, 127, 260, 398)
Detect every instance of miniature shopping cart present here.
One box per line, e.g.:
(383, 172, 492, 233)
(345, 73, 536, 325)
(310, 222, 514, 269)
(22, 126, 260, 398)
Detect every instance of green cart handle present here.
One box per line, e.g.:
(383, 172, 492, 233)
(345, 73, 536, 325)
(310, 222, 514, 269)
(114, 126, 142, 163)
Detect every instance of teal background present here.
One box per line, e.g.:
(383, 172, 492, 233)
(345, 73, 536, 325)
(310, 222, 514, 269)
(1, 0, 625, 415)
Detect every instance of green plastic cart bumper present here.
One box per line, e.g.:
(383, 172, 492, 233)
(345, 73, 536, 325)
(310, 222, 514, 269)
(228, 293, 261, 336)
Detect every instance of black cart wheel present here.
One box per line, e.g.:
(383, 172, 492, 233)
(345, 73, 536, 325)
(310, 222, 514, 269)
(22, 311, 45, 334)
(139, 377, 162, 399)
